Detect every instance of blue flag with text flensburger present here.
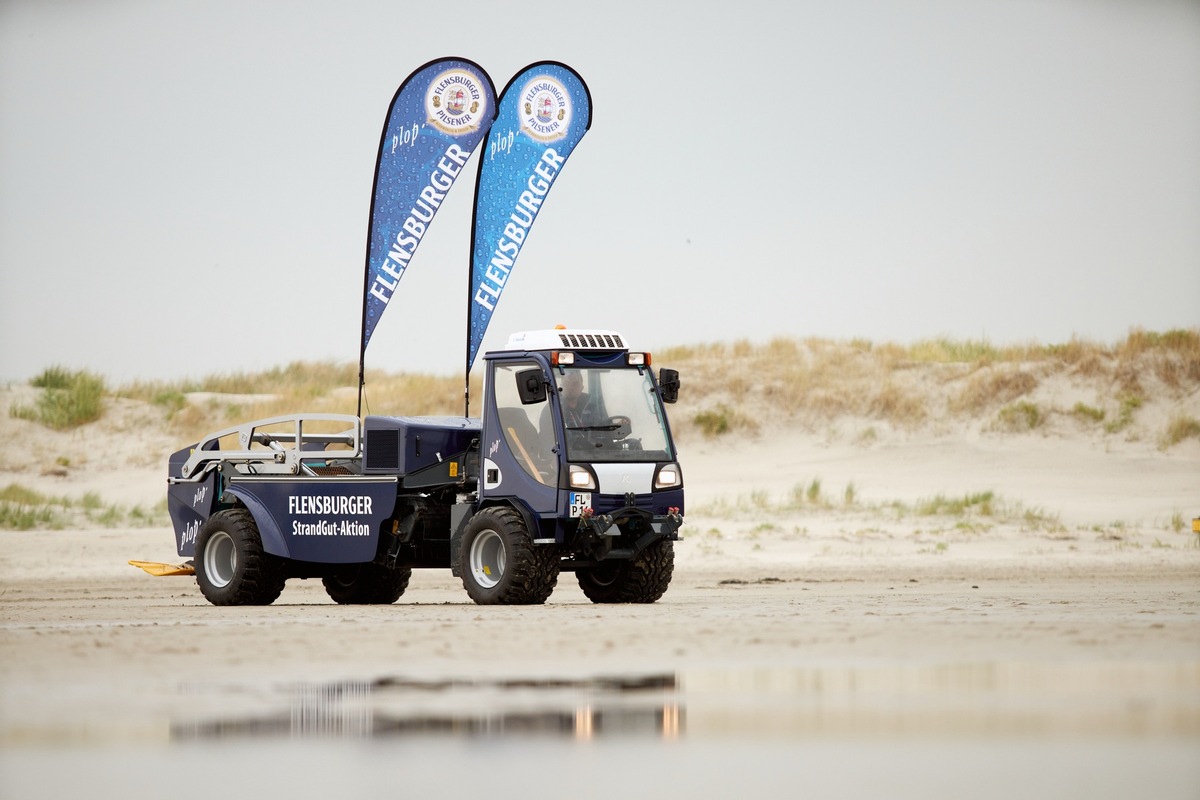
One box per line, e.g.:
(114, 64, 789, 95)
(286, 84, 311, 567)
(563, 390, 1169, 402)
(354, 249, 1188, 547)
(360, 57, 496, 358)
(467, 62, 592, 370)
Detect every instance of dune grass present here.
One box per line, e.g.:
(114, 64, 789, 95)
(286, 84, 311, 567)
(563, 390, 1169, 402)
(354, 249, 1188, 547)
(953, 370, 1039, 415)
(0, 483, 167, 531)
(1104, 394, 1144, 434)
(914, 490, 995, 517)
(996, 401, 1043, 432)
(1072, 402, 1105, 424)
(10, 328, 1198, 445)
(1160, 414, 1200, 450)
(659, 327, 1198, 440)
(688, 481, 1064, 534)
(117, 364, 478, 441)
(9, 367, 106, 430)
(0, 484, 64, 529)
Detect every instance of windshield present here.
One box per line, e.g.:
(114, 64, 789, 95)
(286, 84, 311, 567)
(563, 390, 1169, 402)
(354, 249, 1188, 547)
(554, 366, 674, 462)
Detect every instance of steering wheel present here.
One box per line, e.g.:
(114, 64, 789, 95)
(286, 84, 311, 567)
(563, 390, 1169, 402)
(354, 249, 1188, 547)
(604, 415, 632, 440)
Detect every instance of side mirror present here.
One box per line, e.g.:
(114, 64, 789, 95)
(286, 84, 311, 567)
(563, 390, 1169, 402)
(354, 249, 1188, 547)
(658, 368, 680, 404)
(516, 368, 547, 405)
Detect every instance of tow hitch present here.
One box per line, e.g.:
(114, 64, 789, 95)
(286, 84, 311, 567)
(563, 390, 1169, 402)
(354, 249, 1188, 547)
(576, 505, 684, 561)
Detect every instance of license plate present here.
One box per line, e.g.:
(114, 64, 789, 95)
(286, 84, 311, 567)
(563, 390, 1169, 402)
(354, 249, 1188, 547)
(568, 492, 592, 517)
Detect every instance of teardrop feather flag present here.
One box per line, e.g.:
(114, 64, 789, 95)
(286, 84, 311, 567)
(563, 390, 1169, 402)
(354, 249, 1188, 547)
(359, 57, 497, 367)
(466, 62, 592, 371)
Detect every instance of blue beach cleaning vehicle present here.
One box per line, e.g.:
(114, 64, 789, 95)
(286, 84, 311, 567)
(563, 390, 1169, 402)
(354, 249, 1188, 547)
(164, 329, 684, 606)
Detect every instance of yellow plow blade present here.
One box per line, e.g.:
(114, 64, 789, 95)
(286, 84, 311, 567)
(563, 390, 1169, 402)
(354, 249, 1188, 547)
(128, 559, 195, 577)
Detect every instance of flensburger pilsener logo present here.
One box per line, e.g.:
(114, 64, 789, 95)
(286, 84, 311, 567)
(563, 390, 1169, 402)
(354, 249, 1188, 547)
(426, 68, 488, 135)
(519, 75, 572, 143)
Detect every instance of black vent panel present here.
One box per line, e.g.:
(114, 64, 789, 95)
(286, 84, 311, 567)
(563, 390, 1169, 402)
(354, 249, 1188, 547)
(365, 428, 400, 471)
(558, 332, 625, 350)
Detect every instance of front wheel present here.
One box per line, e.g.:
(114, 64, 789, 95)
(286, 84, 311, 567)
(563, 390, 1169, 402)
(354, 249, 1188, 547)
(195, 508, 286, 606)
(323, 563, 411, 604)
(460, 507, 559, 605)
(576, 538, 674, 603)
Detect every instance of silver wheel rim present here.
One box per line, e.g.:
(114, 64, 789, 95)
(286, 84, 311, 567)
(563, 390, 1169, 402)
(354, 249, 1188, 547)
(204, 530, 236, 588)
(469, 529, 505, 589)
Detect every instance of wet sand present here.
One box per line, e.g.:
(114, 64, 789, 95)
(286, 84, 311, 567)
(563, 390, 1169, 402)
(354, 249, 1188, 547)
(1, 527, 1197, 800)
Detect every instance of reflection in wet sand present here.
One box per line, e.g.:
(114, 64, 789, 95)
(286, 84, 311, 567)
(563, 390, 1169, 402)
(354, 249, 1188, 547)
(173, 674, 683, 742)
(170, 661, 1199, 744)
(4, 663, 1199, 800)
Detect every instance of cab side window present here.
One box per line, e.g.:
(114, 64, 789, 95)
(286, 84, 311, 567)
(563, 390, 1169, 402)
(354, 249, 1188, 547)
(492, 362, 557, 485)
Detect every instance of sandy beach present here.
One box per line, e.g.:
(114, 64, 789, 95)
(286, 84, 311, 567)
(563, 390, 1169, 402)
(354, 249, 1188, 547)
(1, 349, 1198, 799)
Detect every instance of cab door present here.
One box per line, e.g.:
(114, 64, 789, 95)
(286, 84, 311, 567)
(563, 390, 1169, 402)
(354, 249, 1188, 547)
(480, 359, 559, 516)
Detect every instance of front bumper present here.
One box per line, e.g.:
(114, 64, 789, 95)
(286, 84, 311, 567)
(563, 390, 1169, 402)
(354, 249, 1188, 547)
(573, 504, 684, 562)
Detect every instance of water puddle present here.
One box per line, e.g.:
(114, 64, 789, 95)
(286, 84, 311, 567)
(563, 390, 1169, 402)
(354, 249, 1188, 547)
(6, 664, 1198, 800)
(169, 662, 1200, 743)
(173, 674, 682, 741)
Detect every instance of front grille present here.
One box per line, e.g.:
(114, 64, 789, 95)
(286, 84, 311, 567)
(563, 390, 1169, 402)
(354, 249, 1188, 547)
(589, 493, 653, 513)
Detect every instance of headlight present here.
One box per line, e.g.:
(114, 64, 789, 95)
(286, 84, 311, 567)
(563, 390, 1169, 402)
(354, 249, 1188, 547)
(569, 464, 596, 490)
(654, 463, 681, 489)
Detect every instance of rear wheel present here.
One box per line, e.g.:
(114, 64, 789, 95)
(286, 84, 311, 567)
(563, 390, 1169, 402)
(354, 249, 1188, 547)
(460, 507, 559, 605)
(323, 563, 411, 604)
(577, 538, 674, 603)
(195, 508, 286, 606)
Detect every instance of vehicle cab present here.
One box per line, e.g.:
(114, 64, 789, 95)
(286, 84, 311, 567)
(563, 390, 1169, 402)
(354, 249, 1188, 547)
(478, 329, 683, 548)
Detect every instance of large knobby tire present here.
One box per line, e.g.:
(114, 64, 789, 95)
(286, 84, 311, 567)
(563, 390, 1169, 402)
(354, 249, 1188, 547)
(195, 508, 286, 606)
(577, 538, 674, 604)
(322, 563, 411, 604)
(460, 507, 559, 605)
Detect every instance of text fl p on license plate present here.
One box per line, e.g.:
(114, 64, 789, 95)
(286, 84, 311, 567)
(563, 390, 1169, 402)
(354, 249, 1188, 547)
(568, 492, 592, 517)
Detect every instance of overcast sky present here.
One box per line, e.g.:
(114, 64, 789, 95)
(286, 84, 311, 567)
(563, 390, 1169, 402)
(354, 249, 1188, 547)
(2, 0, 1198, 384)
